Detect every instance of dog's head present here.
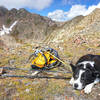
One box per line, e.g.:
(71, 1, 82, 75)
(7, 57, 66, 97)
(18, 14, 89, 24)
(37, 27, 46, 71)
(70, 61, 97, 90)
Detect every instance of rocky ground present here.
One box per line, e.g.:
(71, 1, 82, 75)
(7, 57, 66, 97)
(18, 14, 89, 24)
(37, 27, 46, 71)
(0, 39, 100, 100)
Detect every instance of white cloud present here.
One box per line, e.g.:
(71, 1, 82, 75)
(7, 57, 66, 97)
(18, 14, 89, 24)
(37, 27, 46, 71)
(0, 0, 53, 10)
(48, 2, 100, 21)
(67, 5, 87, 18)
(84, 3, 100, 15)
(48, 10, 68, 21)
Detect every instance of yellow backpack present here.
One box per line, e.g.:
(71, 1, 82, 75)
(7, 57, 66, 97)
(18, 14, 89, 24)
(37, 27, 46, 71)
(31, 51, 57, 68)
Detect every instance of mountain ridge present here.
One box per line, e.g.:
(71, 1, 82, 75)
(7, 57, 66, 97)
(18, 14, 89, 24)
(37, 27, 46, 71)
(0, 7, 100, 49)
(0, 6, 62, 43)
(47, 8, 100, 43)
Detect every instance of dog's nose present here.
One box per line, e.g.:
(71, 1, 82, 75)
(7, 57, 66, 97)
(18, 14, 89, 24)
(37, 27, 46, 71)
(74, 83, 78, 89)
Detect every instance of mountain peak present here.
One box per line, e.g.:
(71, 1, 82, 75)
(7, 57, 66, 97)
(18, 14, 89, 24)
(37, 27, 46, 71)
(0, 6, 8, 16)
(0, 6, 8, 11)
(89, 8, 100, 16)
(92, 8, 100, 13)
(18, 8, 29, 14)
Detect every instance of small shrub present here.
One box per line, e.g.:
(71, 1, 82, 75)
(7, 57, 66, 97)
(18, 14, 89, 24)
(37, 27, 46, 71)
(6, 18, 12, 25)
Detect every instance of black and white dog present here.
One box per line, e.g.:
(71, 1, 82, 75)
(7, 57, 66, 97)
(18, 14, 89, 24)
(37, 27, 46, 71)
(70, 54, 100, 94)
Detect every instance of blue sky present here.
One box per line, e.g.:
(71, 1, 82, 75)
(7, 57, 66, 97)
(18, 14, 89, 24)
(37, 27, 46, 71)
(26, 0, 100, 16)
(0, 0, 100, 21)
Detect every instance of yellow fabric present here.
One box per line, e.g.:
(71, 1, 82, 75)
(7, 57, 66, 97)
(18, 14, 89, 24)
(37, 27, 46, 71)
(49, 59, 57, 64)
(32, 51, 57, 68)
(32, 53, 45, 68)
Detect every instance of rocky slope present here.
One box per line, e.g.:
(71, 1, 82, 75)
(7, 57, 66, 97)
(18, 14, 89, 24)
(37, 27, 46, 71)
(47, 8, 100, 43)
(0, 6, 62, 43)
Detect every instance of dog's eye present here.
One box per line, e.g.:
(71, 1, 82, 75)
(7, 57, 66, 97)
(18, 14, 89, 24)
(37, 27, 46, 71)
(81, 77, 85, 81)
(75, 74, 78, 79)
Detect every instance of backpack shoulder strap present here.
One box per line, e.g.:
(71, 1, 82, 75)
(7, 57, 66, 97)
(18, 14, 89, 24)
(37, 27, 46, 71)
(41, 52, 47, 66)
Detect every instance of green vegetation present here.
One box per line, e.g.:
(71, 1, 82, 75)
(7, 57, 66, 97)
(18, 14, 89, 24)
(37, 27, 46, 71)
(6, 18, 12, 25)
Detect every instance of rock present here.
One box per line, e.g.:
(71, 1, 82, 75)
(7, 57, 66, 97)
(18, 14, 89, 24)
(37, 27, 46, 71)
(25, 89, 30, 93)
(0, 68, 5, 75)
(8, 59, 15, 65)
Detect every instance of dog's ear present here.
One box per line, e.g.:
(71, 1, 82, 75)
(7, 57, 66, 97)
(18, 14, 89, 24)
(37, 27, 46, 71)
(70, 63, 76, 72)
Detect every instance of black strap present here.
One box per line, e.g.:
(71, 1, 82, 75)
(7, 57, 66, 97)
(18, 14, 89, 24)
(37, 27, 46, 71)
(42, 53, 48, 66)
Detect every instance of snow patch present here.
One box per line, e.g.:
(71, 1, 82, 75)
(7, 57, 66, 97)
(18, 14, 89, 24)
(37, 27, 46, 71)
(0, 21, 18, 36)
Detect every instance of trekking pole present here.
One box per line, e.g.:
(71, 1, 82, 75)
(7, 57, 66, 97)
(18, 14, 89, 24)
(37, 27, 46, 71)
(1, 74, 71, 80)
(0, 66, 72, 74)
(47, 52, 72, 71)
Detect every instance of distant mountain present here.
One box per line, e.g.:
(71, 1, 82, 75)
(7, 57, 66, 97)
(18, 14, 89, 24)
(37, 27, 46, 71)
(0, 6, 62, 42)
